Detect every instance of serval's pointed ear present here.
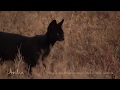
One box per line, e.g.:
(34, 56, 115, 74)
(48, 20, 57, 30)
(49, 20, 57, 26)
(58, 19, 64, 27)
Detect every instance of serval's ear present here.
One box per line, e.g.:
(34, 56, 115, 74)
(58, 19, 64, 27)
(48, 20, 57, 30)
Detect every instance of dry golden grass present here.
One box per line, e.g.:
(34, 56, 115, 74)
(0, 11, 120, 79)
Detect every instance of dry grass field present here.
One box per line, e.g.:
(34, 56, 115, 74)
(0, 11, 120, 79)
